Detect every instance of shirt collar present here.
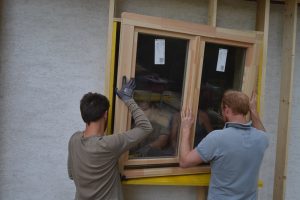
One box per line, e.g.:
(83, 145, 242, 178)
(224, 121, 252, 129)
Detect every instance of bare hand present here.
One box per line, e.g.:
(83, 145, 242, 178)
(249, 91, 266, 131)
(181, 108, 194, 129)
(249, 91, 257, 113)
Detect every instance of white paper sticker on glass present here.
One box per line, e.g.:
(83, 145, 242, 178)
(216, 48, 228, 72)
(154, 39, 165, 65)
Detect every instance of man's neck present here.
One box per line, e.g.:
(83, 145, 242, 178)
(83, 122, 105, 137)
(227, 115, 247, 124)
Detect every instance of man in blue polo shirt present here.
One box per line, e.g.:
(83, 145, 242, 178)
(179, 90, 268, 200)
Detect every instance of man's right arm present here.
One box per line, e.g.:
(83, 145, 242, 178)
(105, 99, 153, 156)
(125, 99, 153, 134)
(179, 109, 204, 168)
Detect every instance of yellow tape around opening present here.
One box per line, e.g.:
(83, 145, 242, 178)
(107, 21, 118, 134)
(122, 174, 263, 188)
(257, 44, 264, 114)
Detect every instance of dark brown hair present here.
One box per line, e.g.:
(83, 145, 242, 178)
(80, 92, 110, 125)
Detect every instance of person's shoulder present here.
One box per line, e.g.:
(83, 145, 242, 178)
(251, 127, 268, 137)
(69, 131, 82, 141)
(100, 134, 118, 146)
(205, 129, 224, 140)
(251, 127, 269, 144)
(68, 131, 81, 148)
(258, 129, 269, 141)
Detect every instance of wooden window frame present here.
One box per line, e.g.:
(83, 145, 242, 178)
(114, 12, 262, 178)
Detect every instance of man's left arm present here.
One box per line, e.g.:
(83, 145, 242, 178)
(179, 109, 204, 168)
(249, 92, 266, 132)
(67, 140, 73, 180)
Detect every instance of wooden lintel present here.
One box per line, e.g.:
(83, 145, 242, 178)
(123, 166, 211, 179)
(273, 0, 297, 200)
(121, 12, 258, 44)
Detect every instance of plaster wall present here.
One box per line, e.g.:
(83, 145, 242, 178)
(0, 0, 108, 199)
(0, 0, 299, 200)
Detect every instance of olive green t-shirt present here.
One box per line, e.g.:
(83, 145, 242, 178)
(68, 99, 153, 200)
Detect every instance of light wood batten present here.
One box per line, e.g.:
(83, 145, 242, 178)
(273, 0, 297, 199)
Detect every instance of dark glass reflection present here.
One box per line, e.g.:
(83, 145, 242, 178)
(193, 43, 246, 147)
(129, 33, 188, 159)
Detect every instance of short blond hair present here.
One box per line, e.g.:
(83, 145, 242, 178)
(221, 90, 249, 115)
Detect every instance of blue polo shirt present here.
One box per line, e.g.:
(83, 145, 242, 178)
(196, 122, 269, 200)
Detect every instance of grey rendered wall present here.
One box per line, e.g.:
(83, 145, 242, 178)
(0, 0, 109, 199)
(0, 0, 299, 200)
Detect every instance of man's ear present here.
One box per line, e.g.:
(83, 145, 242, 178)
(104, 110, 108, 120)
(223, 105, 230, 115)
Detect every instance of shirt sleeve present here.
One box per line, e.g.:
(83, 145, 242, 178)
(67, 139, 73, 180)
(103, 99, 153, 157)
(254, 128, 269, 150)
(196, 131, 220, 163)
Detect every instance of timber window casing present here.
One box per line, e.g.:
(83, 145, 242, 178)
(114, 12, 262, 178)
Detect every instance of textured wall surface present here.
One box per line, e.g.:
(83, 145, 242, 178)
(0, 0, 299, 200)
(0, 0, 108, 199)
(117, 0, 208, 24)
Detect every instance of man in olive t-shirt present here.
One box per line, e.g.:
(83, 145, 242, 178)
(68, 78, 153, 200)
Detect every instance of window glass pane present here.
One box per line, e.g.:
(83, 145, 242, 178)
(194, 43, 246, 147)
(129, 33, 188, 159)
